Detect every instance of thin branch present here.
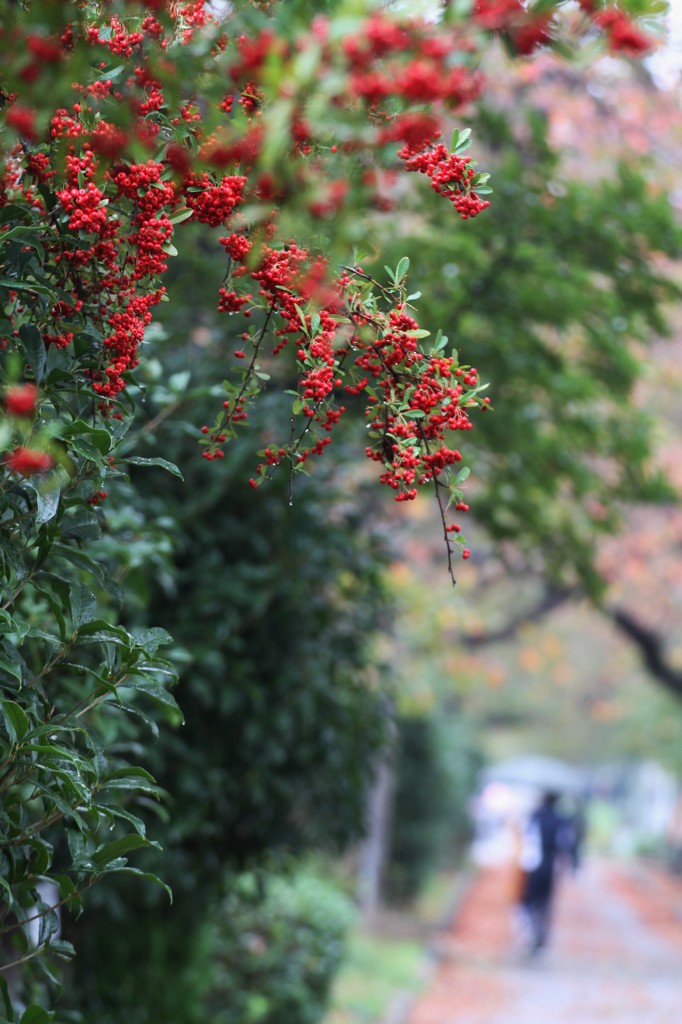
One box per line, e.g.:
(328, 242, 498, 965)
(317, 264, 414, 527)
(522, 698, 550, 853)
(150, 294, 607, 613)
(218, 301, 276, 431)
(434, 476, 456, 586)
(341, 265, 394, 294)
(415, 424, 456, 586)
(460, 586, 574, 647)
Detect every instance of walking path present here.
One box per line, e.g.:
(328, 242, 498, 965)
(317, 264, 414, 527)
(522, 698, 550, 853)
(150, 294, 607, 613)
(407, 859, 682, 1024)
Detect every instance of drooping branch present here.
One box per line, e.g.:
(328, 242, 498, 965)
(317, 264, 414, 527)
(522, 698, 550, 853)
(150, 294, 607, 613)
(609, 607, 682, 701)
(456, 580, 682, 704)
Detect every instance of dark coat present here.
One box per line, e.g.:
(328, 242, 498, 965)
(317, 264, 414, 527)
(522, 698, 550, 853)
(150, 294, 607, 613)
(522, 802, 571, 906)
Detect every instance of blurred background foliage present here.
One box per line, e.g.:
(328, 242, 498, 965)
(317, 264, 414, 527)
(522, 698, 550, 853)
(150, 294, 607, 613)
(384, 713, 481, 905)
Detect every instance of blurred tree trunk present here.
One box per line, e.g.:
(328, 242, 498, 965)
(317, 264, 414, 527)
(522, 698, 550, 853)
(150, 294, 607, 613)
(356, 756, 395, 919)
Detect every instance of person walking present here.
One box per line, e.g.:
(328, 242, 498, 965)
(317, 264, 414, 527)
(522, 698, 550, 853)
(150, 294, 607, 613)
(518, 791, 573, 954)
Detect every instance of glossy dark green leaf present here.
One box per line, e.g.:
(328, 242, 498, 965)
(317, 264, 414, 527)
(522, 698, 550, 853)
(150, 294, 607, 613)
(0, 655, 23, 686)
(19, 1004, 54, 1024)
(18, 324, 47, 384)
(70, 584, 97, 630)
(0, 974, 13, 1019)
(91, 833, 154, 869)
(1, 699, 29, 743)
(130, 627, 173, 654)
(122, 456, 183, 479)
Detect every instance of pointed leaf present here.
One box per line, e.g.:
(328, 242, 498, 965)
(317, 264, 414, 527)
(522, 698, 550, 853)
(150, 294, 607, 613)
(122, 457, 183, 479)
(1, 700, 29, 743)
(91, 834, 154, 869)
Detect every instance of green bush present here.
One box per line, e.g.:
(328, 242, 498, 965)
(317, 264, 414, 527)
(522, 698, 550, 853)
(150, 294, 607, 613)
(200, 868, 356, 1024)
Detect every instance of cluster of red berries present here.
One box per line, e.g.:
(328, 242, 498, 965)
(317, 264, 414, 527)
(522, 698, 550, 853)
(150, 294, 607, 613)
(6, 446, 53, 476)
(4, 384, 38, 418)
(349, 306, 478, 501)
(55, 181, 108, 233)
(218, 289, 251, 314)
(183, 173, 247, 226)
(400, 143, 491, 221)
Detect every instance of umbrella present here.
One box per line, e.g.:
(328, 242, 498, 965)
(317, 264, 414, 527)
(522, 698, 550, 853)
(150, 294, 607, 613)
(480, 754, 587, 795)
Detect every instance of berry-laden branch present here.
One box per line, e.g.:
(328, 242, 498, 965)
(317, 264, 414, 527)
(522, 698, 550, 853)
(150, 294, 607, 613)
(1, 0, 658, 554)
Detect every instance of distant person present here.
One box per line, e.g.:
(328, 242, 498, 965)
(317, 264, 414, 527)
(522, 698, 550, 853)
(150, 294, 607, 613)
(518, 792, 573, 954)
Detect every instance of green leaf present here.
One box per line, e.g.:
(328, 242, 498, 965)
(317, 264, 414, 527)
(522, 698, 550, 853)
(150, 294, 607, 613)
(0, 278, 54, 296)
(130, 627, 173, 654)
(100, 775, 163, 796)
(0, 873, 13, 905)
(60, 420, 112, 454)
(25, 476, 61, 525)
(0, 536, 28, 584)
(19, 1004, 54, 1024)
(432, 329, 448, 354)
(110, 866, 172, 903)
(0, 696, 29, 745)
(75, 620, 132, 646)
(31, 583, 67, 643)
(0, 203, 35, 225)
(70, 583, 97, 630)
(100, 805, 147, 838)
(103, 765, 157, 785)
(23, 744, 90, 767)
(113, 702, 160, 740)
(168, 208, 193, 225)
(37, 899, 61, 949)
(68, 437, 107, 469)
(91, 834, 154, 869)
(18, 324, 47, 384)
(453, 127, 472, 153)
(25, 838, 53, 875)
(122, 457, 183, 479)
(0, 654, 23, 686)
(133, 680, 183, 723)
(0, 974, 13, 1019)
(396, 256, 410, 281)
(44, 938, 76, 960)
(52, 545, 121, 599)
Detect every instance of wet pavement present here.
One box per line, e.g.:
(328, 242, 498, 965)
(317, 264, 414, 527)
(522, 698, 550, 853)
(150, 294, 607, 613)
(407, 859, 682, 1024)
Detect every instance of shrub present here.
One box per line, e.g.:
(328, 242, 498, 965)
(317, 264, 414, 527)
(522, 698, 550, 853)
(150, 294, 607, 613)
(200, 868, 356, 1024)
